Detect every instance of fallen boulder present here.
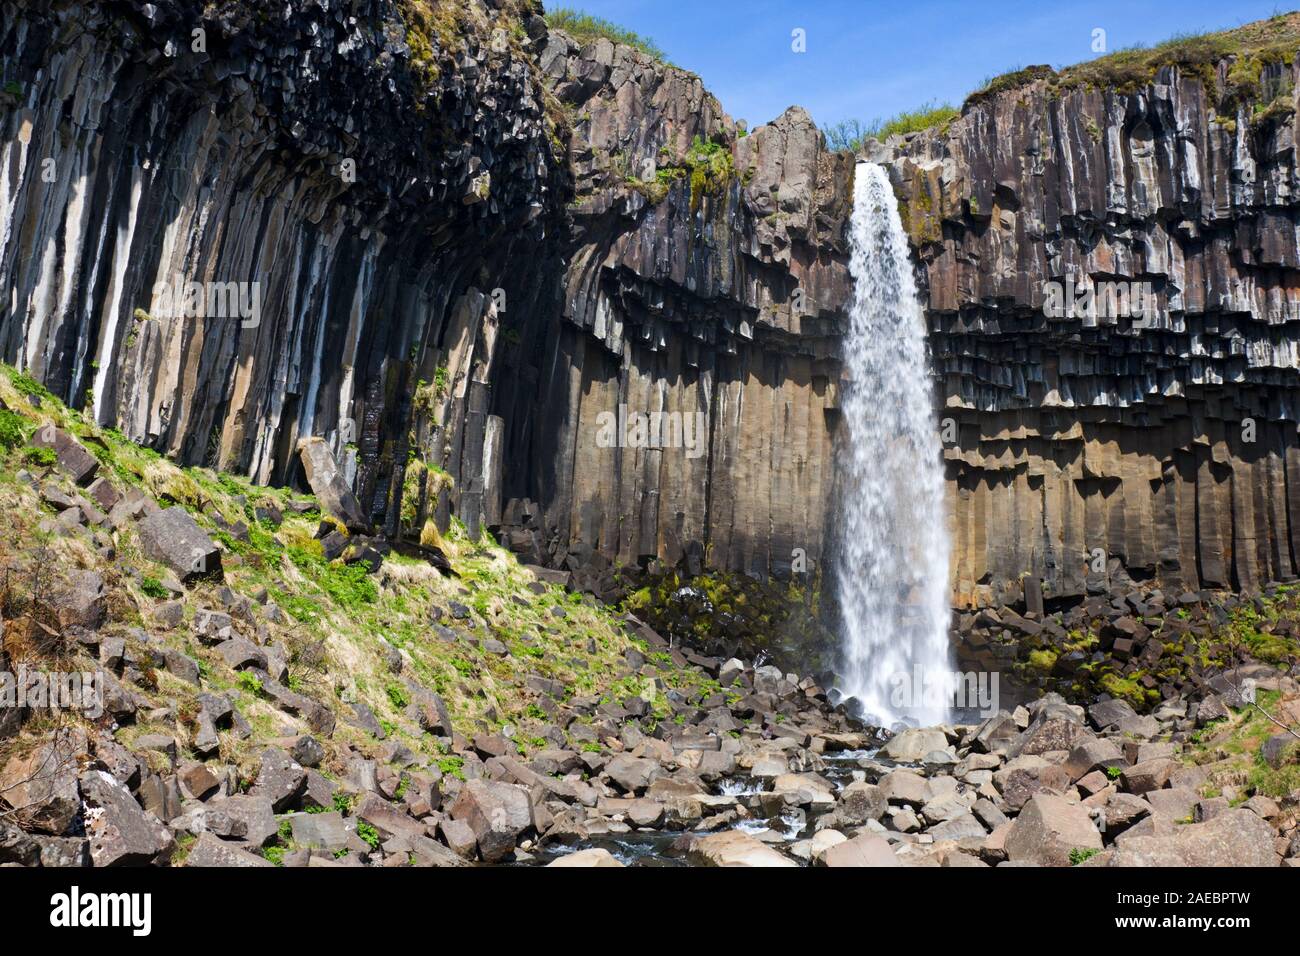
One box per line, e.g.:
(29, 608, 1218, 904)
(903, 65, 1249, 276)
(136, 507, 222, 582)
(298, 438, 368, 532)
(1004, 793, 1102, 867)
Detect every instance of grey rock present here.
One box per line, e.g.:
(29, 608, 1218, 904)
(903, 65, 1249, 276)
(136, 507, 222, 582)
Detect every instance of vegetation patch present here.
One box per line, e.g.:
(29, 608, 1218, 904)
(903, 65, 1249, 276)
(961, 14, 1300, 113)
(822, 101, 960, 152)
(545, 7, 670, 63)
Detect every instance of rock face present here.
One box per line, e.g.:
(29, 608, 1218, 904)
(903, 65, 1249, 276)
(490, 33, 852, 579)
(885, 43, 1300, 606)
(0, 0, 850, 588)
(0, 0, 566, 547)
(6, 0, 1300, 614)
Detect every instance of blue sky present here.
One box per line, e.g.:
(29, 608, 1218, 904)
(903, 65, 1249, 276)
(552, 0, 1294, 128)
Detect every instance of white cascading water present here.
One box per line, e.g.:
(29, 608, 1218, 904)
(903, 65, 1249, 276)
(836, 162, 953, 728)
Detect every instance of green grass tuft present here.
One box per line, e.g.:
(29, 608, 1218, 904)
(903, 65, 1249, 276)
(822, 101, 960, 152)
(545, 7, 670, 63)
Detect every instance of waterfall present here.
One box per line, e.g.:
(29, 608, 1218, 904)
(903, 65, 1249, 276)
(835, 162, 953, 728)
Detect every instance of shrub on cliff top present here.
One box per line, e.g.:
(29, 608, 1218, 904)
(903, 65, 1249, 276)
(545, 7, 670, 62)
(963, 12, 1300, 109)
(822, 101, 959, 152)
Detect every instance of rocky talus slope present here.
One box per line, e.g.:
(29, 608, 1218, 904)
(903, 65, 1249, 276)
(0, 367, 1297, 867)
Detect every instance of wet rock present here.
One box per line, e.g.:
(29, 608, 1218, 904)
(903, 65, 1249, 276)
(818, 832, 901, 867)
(689, 830, 798, 867)
(547, 847, 625, 867)
(881, 727, 950, 761)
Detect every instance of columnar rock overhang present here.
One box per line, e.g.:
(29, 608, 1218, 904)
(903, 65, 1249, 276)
(7, 0, 1300, 613)
(884, 46, 1300, 607)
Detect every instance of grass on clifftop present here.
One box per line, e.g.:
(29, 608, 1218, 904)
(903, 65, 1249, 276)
(964, 12, 1300, 110)
(822, 101, 960, 152)
(545, 6, 671, 62)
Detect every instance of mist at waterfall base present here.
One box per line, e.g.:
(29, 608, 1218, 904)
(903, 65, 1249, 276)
(832, 162, 955, 730)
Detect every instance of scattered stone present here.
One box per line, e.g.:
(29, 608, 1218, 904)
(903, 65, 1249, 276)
(184, 833, 275, 867)
(249, 748, 306, 812)
(819, 832, 901, 867)
(30, 425, 98, 484)
(0, 730, 84, 834)
(1107, 810, 1280, 867)
(79, 770, 174, 866)
(448, 780, 534, 863)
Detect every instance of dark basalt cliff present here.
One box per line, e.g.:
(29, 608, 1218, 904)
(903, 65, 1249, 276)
(498, 31, 852, 583)
(5, 0, 1300, 615)
(0, 0, 569, 542)
(884, 40, 1300, 608)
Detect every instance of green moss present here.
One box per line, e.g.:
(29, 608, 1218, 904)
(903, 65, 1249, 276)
(626, 135, 734, 211)
(1098, 671, 1158, 710)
